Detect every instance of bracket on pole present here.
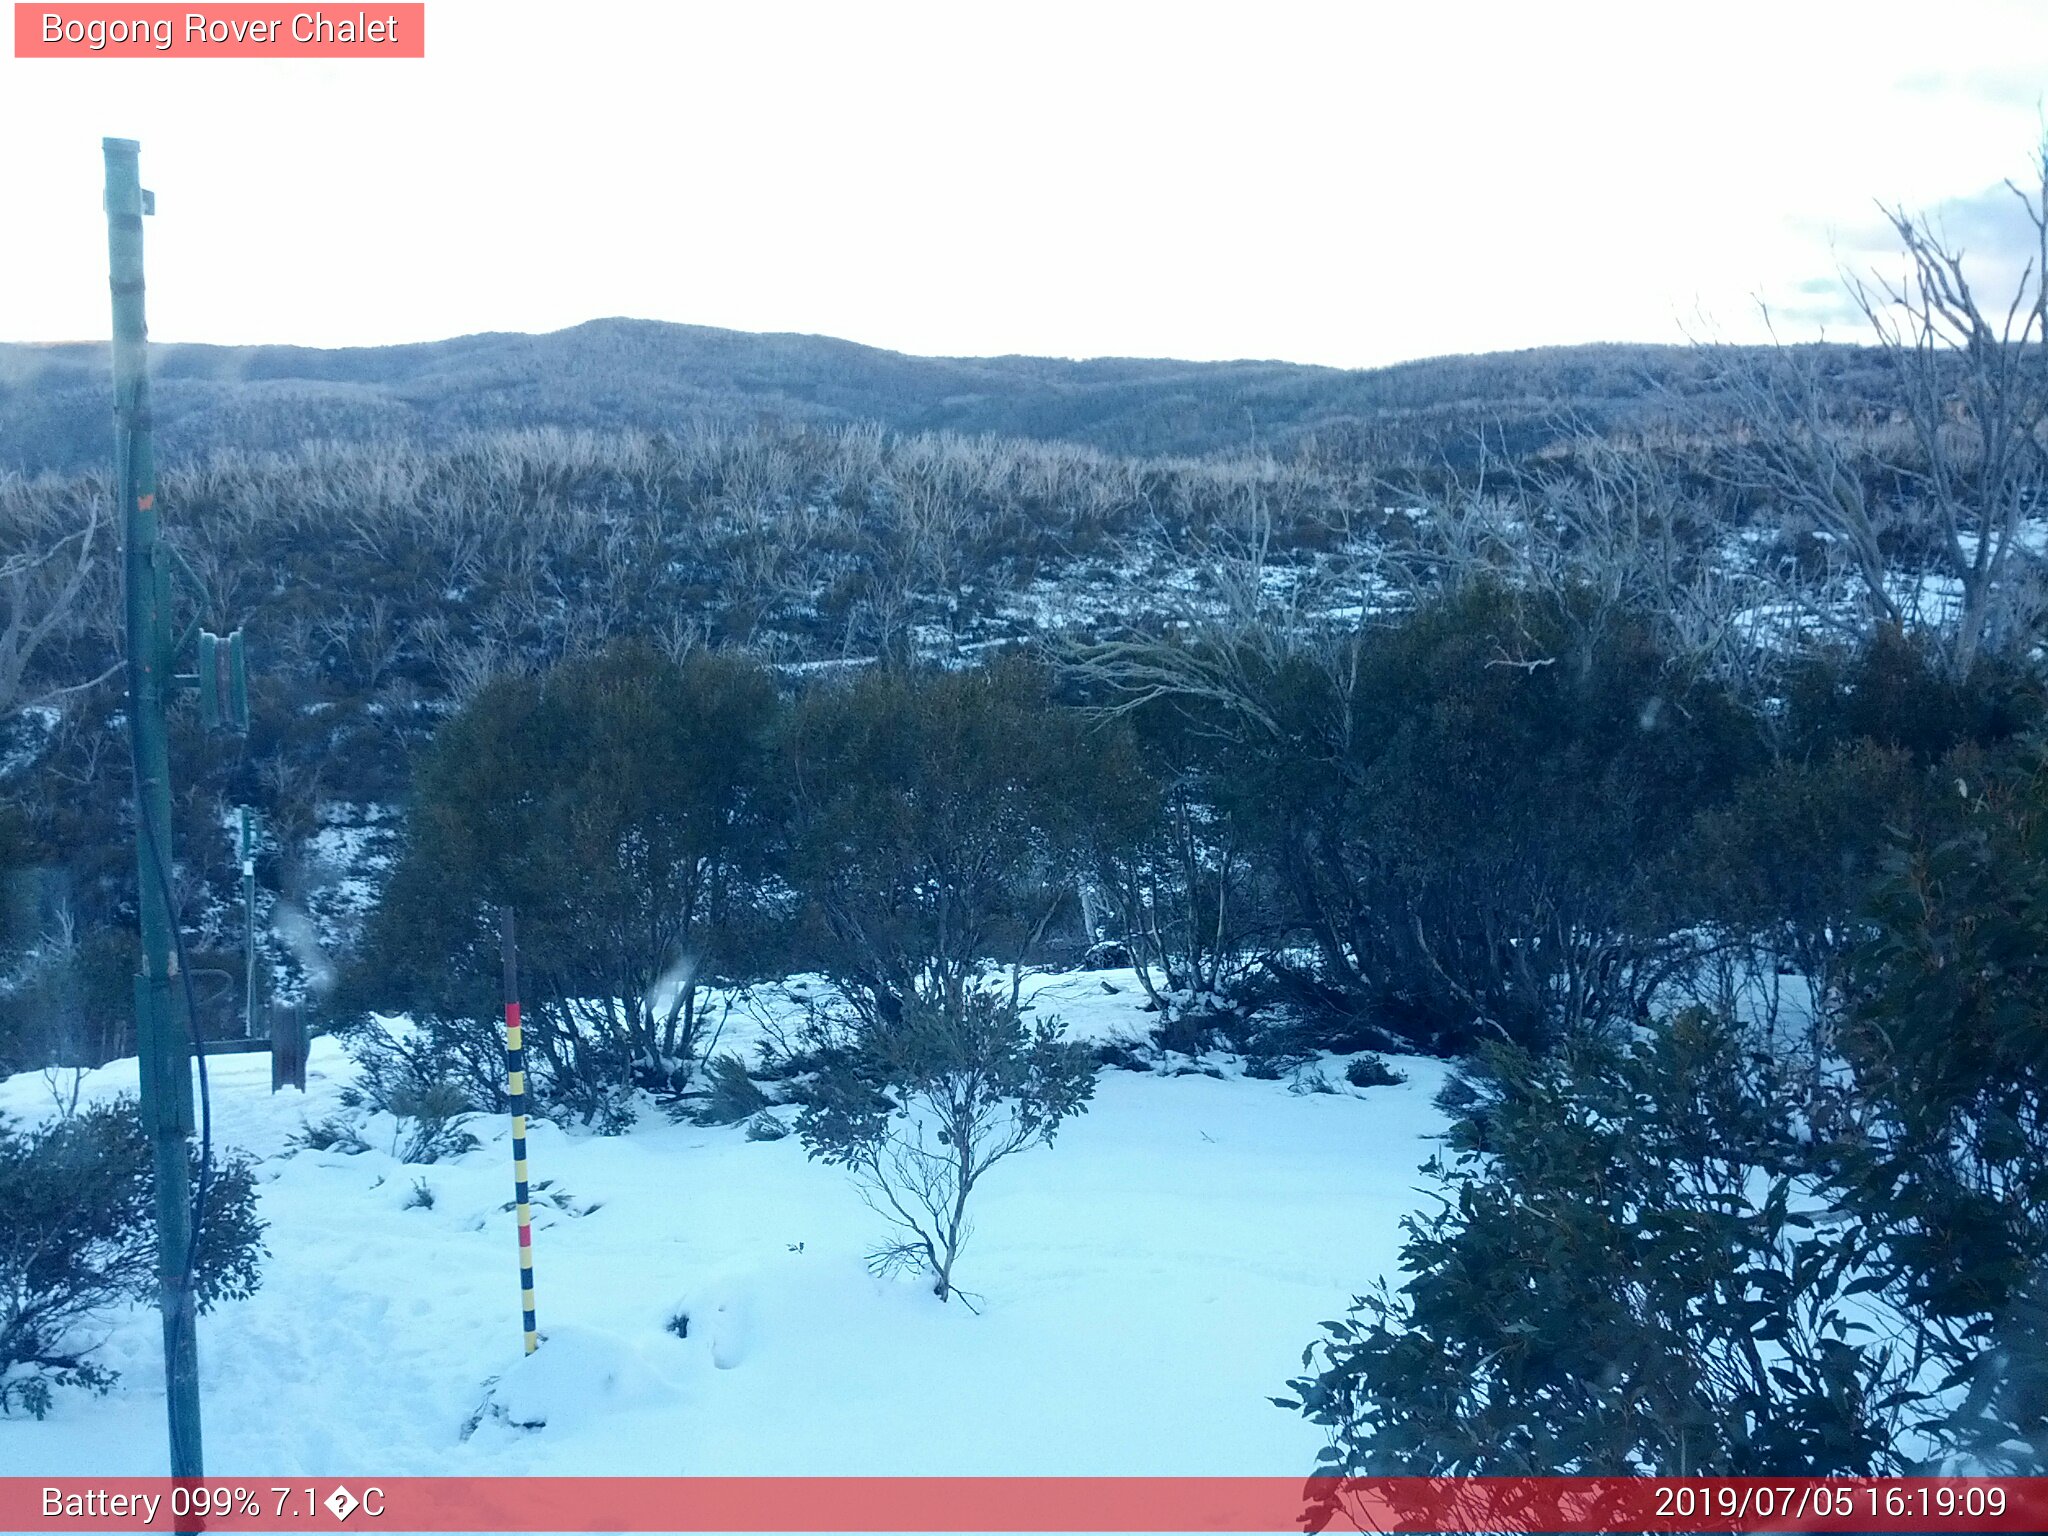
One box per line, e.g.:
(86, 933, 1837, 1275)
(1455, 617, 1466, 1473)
(192, 629, 250, 733)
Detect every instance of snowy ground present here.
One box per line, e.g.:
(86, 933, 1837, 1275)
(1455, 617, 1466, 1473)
(0, 970, 1449, 1478)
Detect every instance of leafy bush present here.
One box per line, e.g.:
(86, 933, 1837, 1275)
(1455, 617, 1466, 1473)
(1325, 588, 1758, 1048)
(793, 991, 1096, 1302)
(337, 1019, 487, 1162)
(1674, 741, 1937, 1020)
(689, 1052, 772, 1127)
(783, 658, 1131, 1026)
(1090, 1036, 1152, 1074)
(1344, 1054, 1405, 1089)
(386, 1081, 480, 1166)
(1084, 695, 1268, 1012)
(1282, 1011, 1916, 1474)
(353, 640, 782, 1125)
(1106, 584, 1761, 1054)
(340, 1013, 503, 1117)
(291, 1116, 370, 1156)
(1836, 742, 2048, 1469)
(0, 1100, 265, 1417)
(1778, 629, 2043, 766)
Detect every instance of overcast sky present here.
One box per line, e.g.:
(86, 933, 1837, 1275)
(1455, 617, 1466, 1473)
(2, 0, 2044, 366)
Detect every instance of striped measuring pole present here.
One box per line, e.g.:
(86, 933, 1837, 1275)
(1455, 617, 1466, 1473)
(502, 908, 539, 1354)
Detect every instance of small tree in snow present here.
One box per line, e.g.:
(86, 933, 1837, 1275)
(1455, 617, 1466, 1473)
(794, 991, 1095, 1304)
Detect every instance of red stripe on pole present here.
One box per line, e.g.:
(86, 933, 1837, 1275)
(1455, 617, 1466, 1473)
(518, 1223, 531, 1244)
(7, 1477, 2047, 1532)
(506, 1000, 520, 1030)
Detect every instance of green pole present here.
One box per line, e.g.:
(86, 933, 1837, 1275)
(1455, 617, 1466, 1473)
(106, 136, 204, 1485)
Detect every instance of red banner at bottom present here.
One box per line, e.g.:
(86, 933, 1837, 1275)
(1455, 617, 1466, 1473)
(6, 1476, 2044, 1532)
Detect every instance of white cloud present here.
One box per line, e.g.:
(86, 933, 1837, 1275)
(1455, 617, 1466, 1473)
(1, 0, 2043, 365)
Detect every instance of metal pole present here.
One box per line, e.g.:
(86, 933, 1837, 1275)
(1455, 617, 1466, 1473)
(502, 908, 539, 1353)
(240, 807, 257, 1044)
(105, 136, 204, 1483)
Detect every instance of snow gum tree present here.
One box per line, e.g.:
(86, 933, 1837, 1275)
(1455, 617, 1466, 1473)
(1712, 140, 2048, 683)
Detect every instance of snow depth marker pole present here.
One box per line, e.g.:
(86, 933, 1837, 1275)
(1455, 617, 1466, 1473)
(503, 907, 539, 1354)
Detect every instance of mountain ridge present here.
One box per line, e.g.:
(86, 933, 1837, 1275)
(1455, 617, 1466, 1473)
(0, 316, 1881, 475)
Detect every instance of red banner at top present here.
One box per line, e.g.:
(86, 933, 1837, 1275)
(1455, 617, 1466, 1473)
(13, 4, 425, 57)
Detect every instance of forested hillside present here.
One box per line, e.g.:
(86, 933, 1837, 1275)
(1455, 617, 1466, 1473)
(0, 320, 1901, 474)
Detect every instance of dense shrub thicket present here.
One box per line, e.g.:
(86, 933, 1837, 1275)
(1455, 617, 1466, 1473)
(781, 658, 1147, 1026)
(0, 928, 137, 1076)
(8, 314, 2040, 1069)
(339, 587, 2044, 1120)
(1121, 584, 1766, 1051)
(338, 585, 2048, 1463)
(0, 420, 1389, 1027)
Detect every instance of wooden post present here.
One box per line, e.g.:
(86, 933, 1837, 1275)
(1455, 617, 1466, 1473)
(270, 1003, 307, 1093)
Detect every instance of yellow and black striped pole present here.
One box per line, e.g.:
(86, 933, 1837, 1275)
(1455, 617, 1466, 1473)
(502, 908, 539, 1354)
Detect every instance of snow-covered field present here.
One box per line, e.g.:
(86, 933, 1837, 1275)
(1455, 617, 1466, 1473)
(0, 971, 1449, 1478)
